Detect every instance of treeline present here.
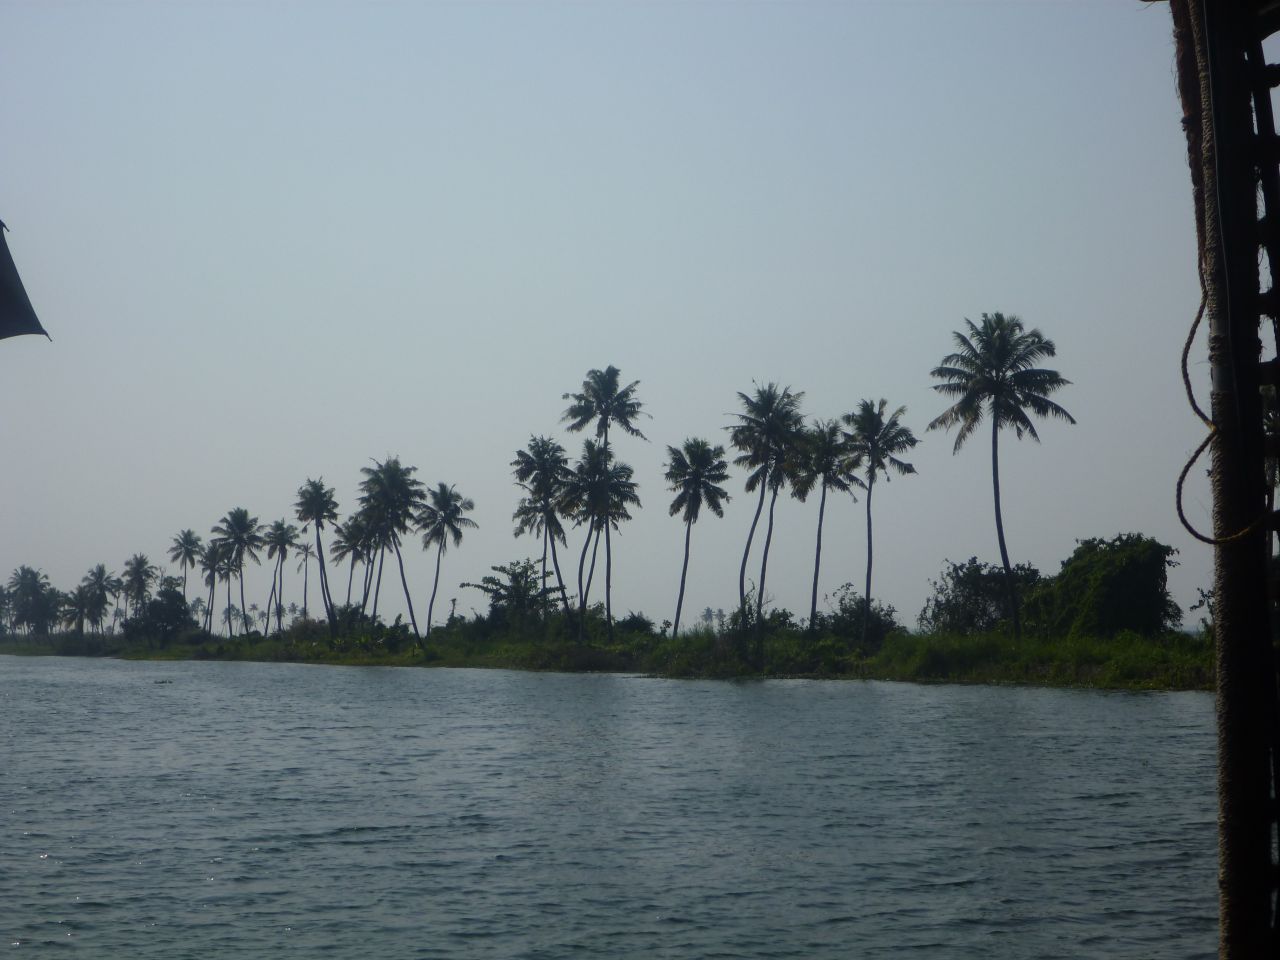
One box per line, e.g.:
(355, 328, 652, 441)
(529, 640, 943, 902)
(2, 312, 1104, 663)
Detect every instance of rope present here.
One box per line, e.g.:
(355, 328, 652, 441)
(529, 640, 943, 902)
(1176, 270, 1269, 544)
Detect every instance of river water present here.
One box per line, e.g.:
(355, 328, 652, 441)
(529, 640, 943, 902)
(0, 657, 1216, 958)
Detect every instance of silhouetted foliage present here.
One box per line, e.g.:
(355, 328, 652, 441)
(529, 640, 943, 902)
(1022, 534, 1181, 638)
(918, 558, 1042, 635)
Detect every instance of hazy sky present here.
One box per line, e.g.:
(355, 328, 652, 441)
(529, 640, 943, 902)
(0, 1, 1214, 632)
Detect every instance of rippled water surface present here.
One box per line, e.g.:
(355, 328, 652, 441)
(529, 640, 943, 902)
(1, 657, 1216, 958)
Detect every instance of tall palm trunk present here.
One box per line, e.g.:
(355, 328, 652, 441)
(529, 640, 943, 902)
(990, 419, 1021, 641)
(346, 558, 355, 608)
(301, 557, 309, 618)
(549, 534, 571, 614)
(739, 476, 769, 616)
(205, 579, 216, 632)
(226, 577, 235, 638)
(754, 483, 782, 668)
(238, 568, 249, 635)
(673, 517, 693, 639)
(862, 476, 875, 645)
(372, 548, 386, 621)
(540, 528, 550, 610)
(314, 527, 336, 636)
(809, 483, 828, 630)
(392, 538, 419, 638)
(181, 567, 188, 605)
(275, 556, 286, 633)
(604, 522, 614, 642)
(425, 539, 445, 642)
(264, 567, 278, 637)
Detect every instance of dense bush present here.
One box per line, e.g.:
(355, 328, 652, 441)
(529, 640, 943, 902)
(917, 558, 1041, 634)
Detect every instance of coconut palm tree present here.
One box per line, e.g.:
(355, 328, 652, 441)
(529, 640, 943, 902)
(295, 542, 315, 619)
(263, 520, 300, 634)
(358, 457, 425, 634)
(727, 383, 805, 654)
(561, 439, 641, 642)
(295, 478, 340, 634)
(842, 399, 918, 642)
(928, 312, 1074, 641)
(512, 436, 573, 614)
(199, 540, 229, 634)
(210, 508, 262, 633)
(81, 564, 122, 633)
(8, 566, 55, 634)
(417, 483, 478, 641)
(62, 586, 92, 636)
(121, 553, 158, 620)
(563, 366, 648, 638)
(167, 530, 203, 604)
(329, 513, 369, 609)
(791, 420, 863, 630)
(664, 438, 731, 639)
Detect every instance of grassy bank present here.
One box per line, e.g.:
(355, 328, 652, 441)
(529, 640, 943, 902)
(0, 617, 1214, 691)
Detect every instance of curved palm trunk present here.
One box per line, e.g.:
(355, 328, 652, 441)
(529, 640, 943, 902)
(574, 526, 592, 644)
(425, 539, 444, 643)
(809, 483, 829, 631)
(346, 559, 355, 608)
(264, 567, 278, 637)
(205, 579, 216, 633)
(673, 517, 693, 639)
(604, 522, 614, 643)
(739, 477, 769, 613)
(392, 539, 420, 638)
(314, 527, 336, 637)
(585, 528, 601, 603)
(239, 570, 250, 635)
(361, 559, 374, 615)
(754, 484, 781, 669)
(372, 548, 386, 621)
(862, 476, 875, 644)
(548, 534, 571, 614)
(181, 567, 189, 605)
(540, 528, 550, 612)
(990, 420, 1021, 641)
(275, 556, 286, 633)
(226, 577, 235, 638)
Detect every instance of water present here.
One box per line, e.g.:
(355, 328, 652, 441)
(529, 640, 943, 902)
(0, 657, 1217, 958)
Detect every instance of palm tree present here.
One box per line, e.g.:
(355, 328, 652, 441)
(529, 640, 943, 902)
(561, 439, 641, 643)
(791, 420, 863, 630)
(727, 383, 805, 654)
(121, 553, 158, 620)
(8, 566, 54, 634)
(295, 542, 315, 618)
(512, 436, 573, 614)
(295, 478, 340, 634)
(263, 520, 300, 634)
(62, 586, 92, 636)
(664, 438, 731, 639)
(417, 483, 478, 642)
(842, 399, 918, 642)
(563, 366, 648, 639)
(210, 508, 263, 633)
(928, 312, 1075, 640)
(199, 540, 229, 634)
(358, 457, 425, 635)
(81, 564, 122, 633)
(167, 530, 203, 604)
(329, 513, 369, 609)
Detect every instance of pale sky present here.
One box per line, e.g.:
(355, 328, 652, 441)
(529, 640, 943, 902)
(0, 1, 1215, 633)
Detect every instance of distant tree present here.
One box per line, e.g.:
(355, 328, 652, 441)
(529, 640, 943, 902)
(295, 542, 315, 619)
(417, 483, 478, 642)
(121, 553, 158, 620)
(791, 419, 861, 631)
(918, 557, 1041, 635)
(463, 559, 555, 625)
(512, 436, 573, 614)
(928, 312, 1074, 641)
(561, 439, 640, 643)
(167, 529, 203, 604)
(727, 382, 804, 664)
(1022, 533, 1182, 638)
(329, 513, 369, 608)
(295, 478, 340, 635)
(81, 564, 122, 633)
(663, 438, 730, 639)
(62, 585, 92, 636)
(8, 566, 57, 635)
(562, 366, 648, 641)
(842, 399, 917, 643)
(262, 519, 301, 634)
(358, 458, 425, 635)
(211, 508, 263, 633)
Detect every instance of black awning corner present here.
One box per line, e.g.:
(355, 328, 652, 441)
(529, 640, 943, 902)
(0, 220, 49, 342)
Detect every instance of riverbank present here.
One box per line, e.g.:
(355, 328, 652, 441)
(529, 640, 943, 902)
(0, 622, 1214, 691)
